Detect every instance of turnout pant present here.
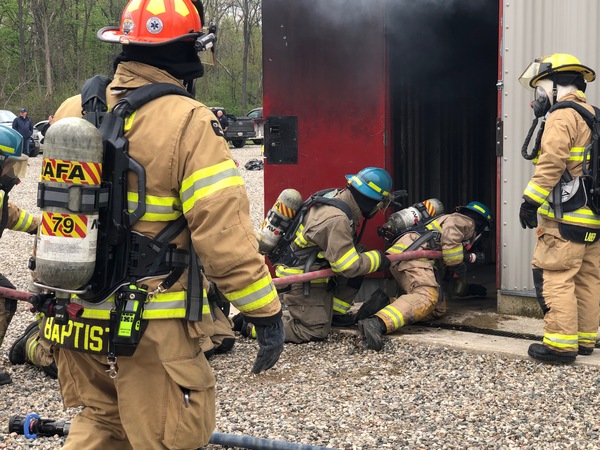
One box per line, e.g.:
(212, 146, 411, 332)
(282, 276, 359, 343)
(532, 218, 600, 353)
(376, 257, 441, 333)
(55, 319, 216, 450)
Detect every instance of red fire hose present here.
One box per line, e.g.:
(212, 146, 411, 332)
(272, 249, 442, 288)
(0, 286, 38, 303)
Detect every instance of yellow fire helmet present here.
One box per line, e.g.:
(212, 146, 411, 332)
(518, 53, 596, 90)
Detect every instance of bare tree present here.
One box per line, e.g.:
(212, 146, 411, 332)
(30, 0, 60, 97)
(230, 0, 260, 112)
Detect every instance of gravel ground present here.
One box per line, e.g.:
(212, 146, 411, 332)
(2, 144, 600, 449)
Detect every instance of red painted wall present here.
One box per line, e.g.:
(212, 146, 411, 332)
(262, 0, 389, 249)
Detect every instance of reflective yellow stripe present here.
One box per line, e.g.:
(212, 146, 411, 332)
(75, 290, 189, 320)
(539, 203, 600, 226)
(275, 265, 329, 284)
(123, 110, 137, 131)
(331, 247, 360, 272)
(543, 332, 578, 350)
(379, 305, 404, 330)
(362, 249, 380, 273)
(181, 160, 244, 213)
(12, 210, 35, 232)
(224, 274, 279, 313)
(578, 331, 597, 345)
(568, 146, 587, 161)
(27, 337, 39, 363)
(127, 192, 182, 221)
(333, 297, 351, 314)
(388, 242, 407, 254)
(293, 224, 310, 247)
(426, 220, 442, 232)
(523, 181, 549, 205)
(443, 246, 463, 264)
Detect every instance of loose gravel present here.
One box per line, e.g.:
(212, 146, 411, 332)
(1, 145, 600, 450)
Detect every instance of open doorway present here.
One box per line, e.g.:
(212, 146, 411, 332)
(386, 0, 499, 301)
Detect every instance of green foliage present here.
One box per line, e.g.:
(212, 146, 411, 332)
(0, 0, 262, 121)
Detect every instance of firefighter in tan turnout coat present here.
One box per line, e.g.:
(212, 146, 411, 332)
(270, 167, 393, 344)
(359, 202, 493, 351)
(518, 53, 600, 364)
(36, 1, 283, 449)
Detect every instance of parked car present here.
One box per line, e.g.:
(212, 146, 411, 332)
(34, 119, 51, 147)
(0, 110, 41, 157)
(247, 107, 263, 145)
(209, 106, 256, 148)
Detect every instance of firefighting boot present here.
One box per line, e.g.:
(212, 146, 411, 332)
(331, 313, 357, 327)
(0, 370, 12, 385)
(355, 289, 390, 323)
(214, 337, 235, 355)
(41, 362, 58, 379)
(358, 317, 387, 351)
(528, 343, 576, 364)
(578, 346, 594, 356)
(240, 322, 256, 339)
(232, 313, 244, 332)
(9, 321, 39, 365)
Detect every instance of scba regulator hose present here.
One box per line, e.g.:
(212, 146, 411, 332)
(9, 415, 337, 450)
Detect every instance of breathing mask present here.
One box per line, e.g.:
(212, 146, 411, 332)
(531, 86, 551, 118)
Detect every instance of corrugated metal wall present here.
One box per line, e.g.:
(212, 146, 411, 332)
(501, 0, 600, 292)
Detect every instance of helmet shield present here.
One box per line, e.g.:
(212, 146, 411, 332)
(0, 125, 27, 188)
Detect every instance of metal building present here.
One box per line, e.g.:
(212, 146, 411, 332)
(262, 0, 600, 315)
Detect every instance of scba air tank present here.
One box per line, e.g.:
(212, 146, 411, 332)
(257, 188, 303, 254)
(35, 117, 104, 291)
(386, 198, 444, 235)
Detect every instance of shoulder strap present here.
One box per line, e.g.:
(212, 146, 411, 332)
(81, 75, 112, 127)
(112, 82, 194, 118)
(549, 100, 599, 132)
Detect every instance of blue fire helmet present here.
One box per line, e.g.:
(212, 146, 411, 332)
(0, 125, 27, 183)
(458, 201, 493, 223)
(345, 167, 392, 202)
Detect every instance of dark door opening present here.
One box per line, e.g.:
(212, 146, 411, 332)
(386, 0, 499, 300)
(387, 0, 498, 213)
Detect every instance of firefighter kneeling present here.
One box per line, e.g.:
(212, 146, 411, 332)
(359, 201, 493, 351)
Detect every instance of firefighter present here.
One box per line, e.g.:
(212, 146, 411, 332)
(246, 167, 393, 344)
(39, 1, 283, 448)
(518, 54, 600, 364)
(0, 126, 38, 385)
(359, 201, 493, 351)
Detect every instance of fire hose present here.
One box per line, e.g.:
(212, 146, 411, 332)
(0, 286, 83, 322)
(9, 414, 336, 450)
(272, 249, 442, 288)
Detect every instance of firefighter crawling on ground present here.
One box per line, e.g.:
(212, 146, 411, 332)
(235, 167, 394, 344)
(358, 200, 494, 351)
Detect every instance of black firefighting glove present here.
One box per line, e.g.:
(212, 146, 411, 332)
(376, 250, 391, 272)
(452, 262, 467, 281)
(519, 200, 539, 229)
(252, 316, 285, 374)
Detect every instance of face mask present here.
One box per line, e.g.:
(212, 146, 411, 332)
(531, 86, 551, 118)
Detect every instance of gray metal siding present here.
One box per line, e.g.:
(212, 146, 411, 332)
(501, 0, 600, 291)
